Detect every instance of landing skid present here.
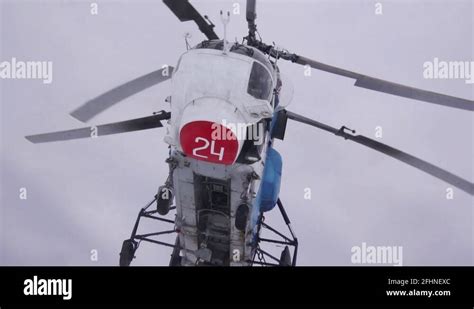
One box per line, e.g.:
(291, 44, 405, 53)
(119, 196, 298, 266)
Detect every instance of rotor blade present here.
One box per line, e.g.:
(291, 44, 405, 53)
(294, 56, 473, 111)
(246, 0, 257, 39)
(25, 112, 171, 144)
(285, 110, 474, 195)
(163, 0, 219, 40)
(70, 66, 173, 123)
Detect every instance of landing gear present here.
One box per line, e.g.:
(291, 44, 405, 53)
(119, 156, 180, 266)
(250, 198, 298, 266)
(121, 197, 297, 266)
(119, 239, 137, 266)
(279, 246, 292, 266)
(157, 156, 177, 215)
(119, 196, 179, 266)
(156, 185, 174, 215)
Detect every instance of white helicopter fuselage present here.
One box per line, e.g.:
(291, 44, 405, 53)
(163, 44, 281, 265)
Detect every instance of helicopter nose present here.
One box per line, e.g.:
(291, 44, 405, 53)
(179, 98, 246, 165)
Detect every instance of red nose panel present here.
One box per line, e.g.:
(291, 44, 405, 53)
(180, 121, 239, 165)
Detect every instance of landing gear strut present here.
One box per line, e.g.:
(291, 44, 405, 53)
(249, 198, 298, 266)
(119, 196, 179, 266)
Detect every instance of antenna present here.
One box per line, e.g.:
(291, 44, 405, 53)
(220, 10, 230, 54)
(184, 32, 192, 50)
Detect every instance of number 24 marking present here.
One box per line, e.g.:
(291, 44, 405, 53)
(193, 137, 224, 161)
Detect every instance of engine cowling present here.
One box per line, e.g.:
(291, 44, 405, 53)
(179, 98, 248, 165)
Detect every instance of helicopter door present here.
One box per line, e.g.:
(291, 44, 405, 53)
(194, 175, 231, 265)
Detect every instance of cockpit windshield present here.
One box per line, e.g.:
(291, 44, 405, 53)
(247, 62, 273, 101)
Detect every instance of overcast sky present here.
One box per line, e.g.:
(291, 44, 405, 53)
(1, 0, 472, 266)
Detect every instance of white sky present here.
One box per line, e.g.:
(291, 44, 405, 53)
(1, 0, 472, 266)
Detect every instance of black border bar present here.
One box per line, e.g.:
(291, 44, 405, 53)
(0, 267, 472, 306)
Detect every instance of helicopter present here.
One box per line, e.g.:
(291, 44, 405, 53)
(25, 0, 473, 266)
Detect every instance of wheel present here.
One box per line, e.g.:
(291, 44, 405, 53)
(156, 185, 174, 215)
(279, 246, 292, 266)
(119, 239, 137, 266)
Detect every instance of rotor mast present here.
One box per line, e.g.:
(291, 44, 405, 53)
(246, 0, 257, 41)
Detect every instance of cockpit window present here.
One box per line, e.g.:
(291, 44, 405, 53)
(247, 62, 273, 100)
